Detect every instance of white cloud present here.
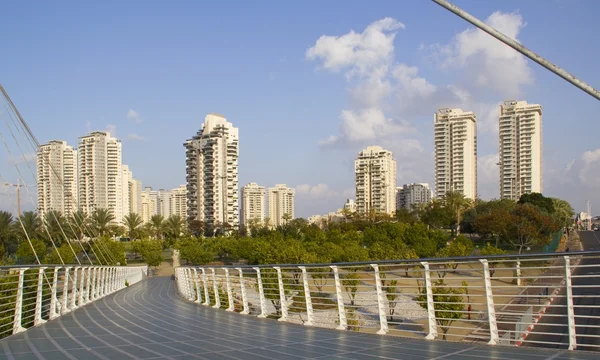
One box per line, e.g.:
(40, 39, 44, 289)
(128, 133, 148, 142)
(580, 149, 600, 187)
(296, 183, 337, 198)
(433, 11, 533, 97)
(306, 18, 404, 78)
(127, 109, 143, 124)
(105, 124, 117, 138)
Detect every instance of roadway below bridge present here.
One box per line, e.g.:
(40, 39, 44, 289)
(523, 231, 600, 351)
(0, 277, 596, 359)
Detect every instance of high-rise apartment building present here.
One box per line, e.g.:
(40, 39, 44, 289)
(354, 146, 397, 216)
(77, 131, 125, 222)
(129, 178, 142, 215)
(157, 189, 171, 217)
(434, 108, 477, 200)
(121, 165, 132, 218)
(141, 186, 158, 224)
(184, 113, 239, 230)
(268, 184, 294, 227)
(170, 185, 188, 219)
(36, 140, 78, 217)
(498, 100, 542, 200)
(241, 182, 266, 227)
(396, 183, 432, 211)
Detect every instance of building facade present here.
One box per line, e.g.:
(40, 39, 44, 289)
(241, 182, 266, 227)
(36, 140, 78, 217)
(354, 146, 397, 216)
(434, 108, 477, 200)
(498, 100, 542, 200)
(170, 185, 188, 219)
(141, 186, 158, 224)
(184, 113, 239, 230)
(396, 183, 432, 211)
(129, 178, 142, 216)
(268, 184, 294, 227)
(77, 131, 125, 222)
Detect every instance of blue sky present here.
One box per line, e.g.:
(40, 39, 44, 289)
(1, 0, 599, 218)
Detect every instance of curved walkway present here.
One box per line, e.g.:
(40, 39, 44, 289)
(0, 277, 595, 360)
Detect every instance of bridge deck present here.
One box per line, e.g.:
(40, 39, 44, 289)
(0, 277, 595, 360)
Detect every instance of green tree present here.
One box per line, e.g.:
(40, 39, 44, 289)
(550, 198, 574, 227)
(46, 242, 77, 264)
(122, 213, 143, 240)
(69, 210, 89, 241)
(90, 209, 115, 237)
(16, 239, 46, 264)
(91, 236, 125, 265)
(416, 280, 466, 340)
(518, 193, 555, 214)
(133, 239, 164, 268)
(150, 214, 165, 239)
(479, 243, 506, 277)
(384, 279, 400, 321)
(442, 191, 472, 236)
(14, 211, 42, 241)
(43, 210, 69, 246)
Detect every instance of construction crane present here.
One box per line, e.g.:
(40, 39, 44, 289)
(3, 181, 34, 215)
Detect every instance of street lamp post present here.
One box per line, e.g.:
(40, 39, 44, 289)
(3, 182, 28, 216)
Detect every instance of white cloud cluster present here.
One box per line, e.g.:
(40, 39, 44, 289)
(127, 109, 143, 124)
(6, 152, 36, 165)
(435, 11, 533, 97)
(580, 149, 600, 187)
(296, 183, 336, 198)
(306, 12, 534, 196)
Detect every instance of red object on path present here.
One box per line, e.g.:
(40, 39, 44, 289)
(468, 304, 472, 320)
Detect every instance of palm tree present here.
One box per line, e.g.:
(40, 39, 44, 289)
(282, 213, 292, 225)
(43, 210, 68, 246)
(165, 215, 184, 239)
(550, 198, 575, 227)
(0, 211, 14, 243)
(14, 211, 42, 240)
(69, 210, 89, 241)
(91, 208, 115, 237)
(443, 191, 473, 236)
(122, 213, 143, 240)
(150, 214, 165, 239)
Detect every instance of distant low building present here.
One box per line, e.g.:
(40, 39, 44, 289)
(396, 183, 432, 211)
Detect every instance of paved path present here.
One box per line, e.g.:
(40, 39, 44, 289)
(523, 231, 600, 351)
(0, 277, 596, 359)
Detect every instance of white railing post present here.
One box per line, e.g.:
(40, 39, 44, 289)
(193, 269, 202, 304)
(34, 267, 48, 326)
(253, 267, 268, 318)
(112, 268, 118, 292)
(70, 267, 79, 310)
(564, 256, 577, 350)
(91, 267, 97, 300)
(421, 262, 437, 340)
(223, 268, 235, 312)
(274, 267, 288, 322)
(186, 268, 195, 300)
(85, 267, 91, 303)
(62, 267, 71, 314)
(236, 268, 249, 315)
(211, 268, 220, 308)
(201, 268, 210, 306)
(299, 266, 314, 326)
(97, 267, 103, 298)
(12, 268, 27, 334)
(330, 265, 347, 330)
(480, 259, 499, 345)
(78, 267, 86, 306)
(371, 264, 389, 335)
(49, 267, 60, 320)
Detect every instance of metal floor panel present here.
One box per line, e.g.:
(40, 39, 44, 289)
(0, 277, 595, 360)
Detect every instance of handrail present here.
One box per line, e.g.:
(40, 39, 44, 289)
(176, 252, 600, 352)
(186, 250, 600, 270)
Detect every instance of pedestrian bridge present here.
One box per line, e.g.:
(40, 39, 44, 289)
(1, 248, 599, 359)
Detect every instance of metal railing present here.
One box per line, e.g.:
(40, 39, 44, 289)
(175, 251, 600, 351)
(0, 265, 147, 339)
